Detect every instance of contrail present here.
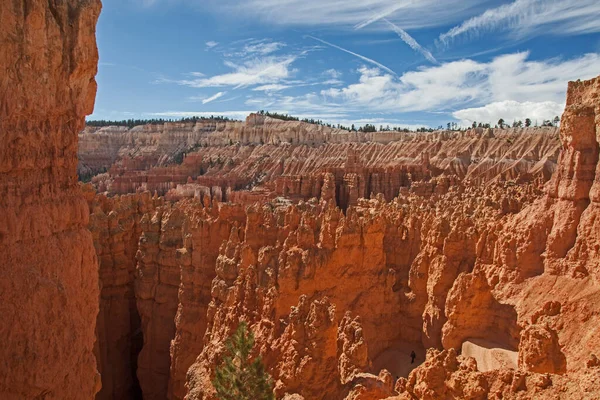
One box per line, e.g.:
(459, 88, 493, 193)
(383, 18, 438, 64)
(354, 4, 407, 30)
(307, 35, 396, 75)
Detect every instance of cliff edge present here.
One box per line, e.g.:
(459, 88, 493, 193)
(0, 1, 102, 398)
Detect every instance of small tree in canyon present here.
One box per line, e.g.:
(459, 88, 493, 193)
(213, 322, 275, 400)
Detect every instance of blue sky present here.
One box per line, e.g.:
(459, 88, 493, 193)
(91, 0, 600, 128)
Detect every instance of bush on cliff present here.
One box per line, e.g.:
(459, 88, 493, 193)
(213, 322, 275, 400)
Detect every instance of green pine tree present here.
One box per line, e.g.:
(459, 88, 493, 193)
(213, 322, 275, 400)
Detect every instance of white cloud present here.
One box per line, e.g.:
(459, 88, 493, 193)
(439, 0, 600, 46)
(223, 39, 287, 58)
(324, 69, 342, 79)
(453, 100, 564, 126)
(485, 52, 600, 103)
(243, 40, 286, 55)
(322, 61, 486, 112)
(201, 92, 227, 104)
(172, 56, 297, 88)
(252, 84, 291, 92)
(206, 41, 219, 49)
(211, 0, 484, 31)
(320, 52, 600, 117)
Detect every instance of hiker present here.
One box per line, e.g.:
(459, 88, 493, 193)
(410, 350, 416, 364)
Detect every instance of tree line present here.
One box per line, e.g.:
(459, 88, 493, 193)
(469, 116, 560, 130)
(257, 111, 434, 133)
(493, 116, 560, 129)
(86, 115, 235, 128)
(442, 116, 561, 131)
(86, 112, 560, 133)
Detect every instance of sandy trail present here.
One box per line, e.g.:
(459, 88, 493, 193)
(461, 338, 518, 372)
(372, 343, 425, 379)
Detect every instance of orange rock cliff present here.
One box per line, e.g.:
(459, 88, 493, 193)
(80, 119, 560, 207)
(0, 0, 102, 399)
(83, 76, 600, 400)
(2, 2, 600, 400)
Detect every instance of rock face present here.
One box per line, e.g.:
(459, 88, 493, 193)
(9, 1, 599, 400)
(169, 200, 246, 400)
(0, 1, 102, 399)
(392, 348, 591, 400)
(88, 190, 158, 400)
(84, 77, 600, 400)
(80, 118, 560, 205)
(135, 205, 186, 400)
(388, 76, 600, 399)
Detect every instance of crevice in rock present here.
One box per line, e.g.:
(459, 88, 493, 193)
(130, 322, 144, 400)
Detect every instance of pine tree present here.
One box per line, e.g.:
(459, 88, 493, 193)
(213, 322, 275, 400)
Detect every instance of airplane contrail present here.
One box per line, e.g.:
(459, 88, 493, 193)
(383, 18, 438, 64)
(307, 35, 397, 75)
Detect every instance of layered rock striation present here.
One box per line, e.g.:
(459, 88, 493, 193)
(84, 79, 600, 400)
(87, 189, 159, 400)
(80, 117, 560, 207)
(0, 1, 102, 399)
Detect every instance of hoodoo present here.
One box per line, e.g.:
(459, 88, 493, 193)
(3, 1, 600, 399)
(0, 0, 102, 399)
(81, 76, 600, 400)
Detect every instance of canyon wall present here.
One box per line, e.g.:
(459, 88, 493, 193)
(84, 76, 600, 400)
(78, 116, 409, 178)
(80, 119, 560, 208)
(88, 190, 159, 400)
(4, 1, 596, 399)
(0, 1, 102, 399)
(389, 76, 600, 400)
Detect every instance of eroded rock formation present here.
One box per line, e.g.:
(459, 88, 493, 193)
(83, 77, 600, 400)
(80, 118, 560, 207)
(87, 190, 159, 399)
(7, 0, 599, 399)
(0, 1, 102, 398)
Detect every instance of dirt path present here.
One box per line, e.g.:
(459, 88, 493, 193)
(462, 338, 518, 372)
(372, 343, 426, 379)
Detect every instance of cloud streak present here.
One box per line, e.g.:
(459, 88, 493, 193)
(202, 92, 226, 104)
(213, 0, 483, 31)
(171, 56, 298, 89)
(439, 0, 600, 46)
(252, 84, 291, 92)
(352, 7, 438, 64)
(353, 4, 408, 30)
(306, 35, 396, 75)
(243, 40, 286, 55)
(382, 19, 437, 64)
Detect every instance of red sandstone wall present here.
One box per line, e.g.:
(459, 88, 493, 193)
(0, 1, 102, 398)
(84, 78, 600, 400)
